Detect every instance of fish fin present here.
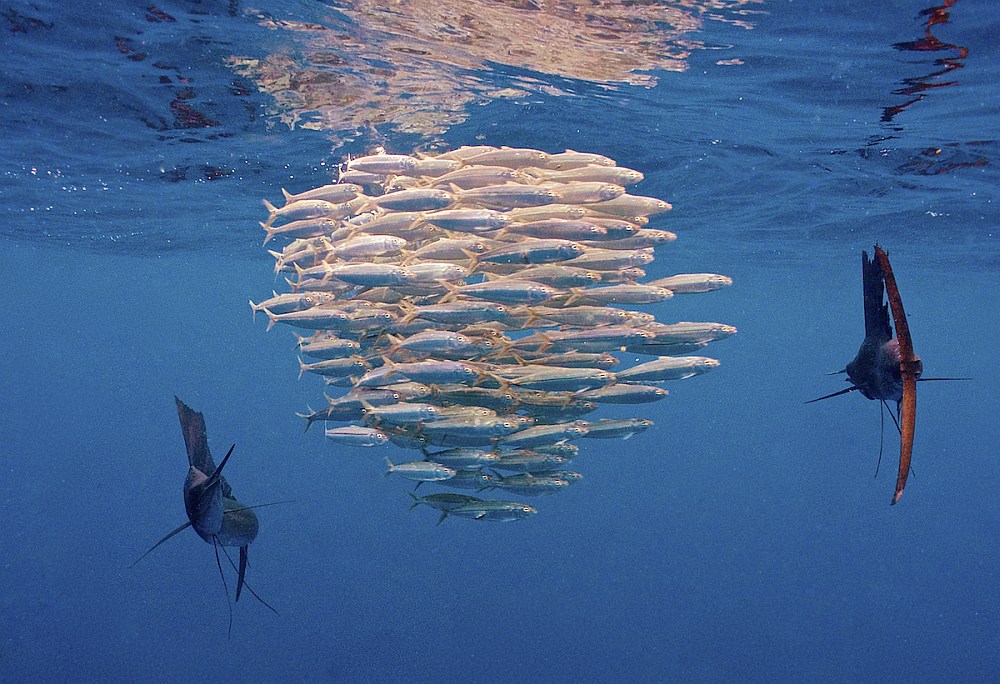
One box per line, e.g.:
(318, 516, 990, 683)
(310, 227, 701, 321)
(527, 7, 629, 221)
(211, 538, 234, 639)
(437, 511, 448, 525)
(222, 500, 296, 514)
(297, 356, 307, 380)
(219, 544, 279, 616)
(281, 188, 294, 203)
(248, 299, 260, 321)
(407, 492, 420, 510)
(917, 376, 973, 382)
(413, 480, 424, 491)
(861, 249, 892, 343)
(209, 443, 237, 484)
(384, 456, 394, 477)
(825, 368, 847, 376)
(129, 521, 192, 568)
(803, 386, 859, 404)
(236, 545, 248, 603)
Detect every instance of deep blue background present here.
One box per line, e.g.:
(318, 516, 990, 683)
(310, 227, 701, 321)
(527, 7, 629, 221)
(1, 0, 998, 681)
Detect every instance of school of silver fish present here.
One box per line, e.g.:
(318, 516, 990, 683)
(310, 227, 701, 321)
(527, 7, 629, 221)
(252, 146, 735, 523)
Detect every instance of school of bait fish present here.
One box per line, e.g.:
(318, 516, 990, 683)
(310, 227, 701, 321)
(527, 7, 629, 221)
(251, 145, 735, 523)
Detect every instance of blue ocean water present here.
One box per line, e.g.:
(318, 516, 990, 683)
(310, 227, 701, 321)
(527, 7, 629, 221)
(1, 0, 998, 681)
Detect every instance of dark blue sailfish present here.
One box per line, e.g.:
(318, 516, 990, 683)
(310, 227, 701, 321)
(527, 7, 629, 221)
(132, 397, 277, 634)
(809, 246, 967, 504)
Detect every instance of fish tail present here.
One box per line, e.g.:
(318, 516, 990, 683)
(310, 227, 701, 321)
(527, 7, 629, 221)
(281, 188, 294, 204)
(248, 299, 259, 320)
(264, 308, 278, 332)
(463, 250, 480, 275)
(261, 199, 278, 226)
(297, 357, 307, 380)
(535, 330, 554, 353)
(438, 281, 459, 304)
(267, 250, 285, 274)
(259, 220, 275, 246)
(384, 457, 394, 478)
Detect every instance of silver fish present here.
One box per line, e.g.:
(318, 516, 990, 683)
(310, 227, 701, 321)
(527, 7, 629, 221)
(261, 198, 342, 228)
(529, 165, 643, 185)
(447, 500, 537, 522)
(431, 165, 533, 189)
(546, 182, 626, 204)
(505, 219, 607, 241)
(489, 473, 570, 496)
(448, 279, 556, 305)
(298, 355, 370, 379)
(346, 154, 420, 175)
(421, 208, 511, 232)
(365, 188, 454, 212)
(462, 147, 551, 168)
(579, 417, 653, 439)
(640, 322, 738, 345)
(424, 448, 501, 470)
(498, 422, 589, 449)
(586, 195, 673, 218)
(324, 263, 415, 287)
(408, 237, 496, 261)
(295, 331, 359, 356)
(324, 425, 390, 447)
(578, 384, 668, 404)
(647, 273, 734, 294)
(456, 184, 560, 210)
(281, 183, 362, 205)
(384, 458, 456, 482)
(260, 217, 339, 246)
(615, 356, 721, 382)
(543, 150, 616, 170)
(479, 239, 585, 265)
(564, 248, 655, 271)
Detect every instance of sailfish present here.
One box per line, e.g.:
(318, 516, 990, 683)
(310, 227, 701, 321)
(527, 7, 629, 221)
(132, 397, 278, 634)
(808, 245, 965, 504)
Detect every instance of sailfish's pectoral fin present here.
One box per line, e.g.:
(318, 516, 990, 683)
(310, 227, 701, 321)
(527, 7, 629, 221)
(804, 386, 859, 404)
(130, 521, 193, 568)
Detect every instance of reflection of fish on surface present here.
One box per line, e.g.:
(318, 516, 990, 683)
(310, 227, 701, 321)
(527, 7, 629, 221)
(132, 397, 278, 635)
(227, 2, 759, 141)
